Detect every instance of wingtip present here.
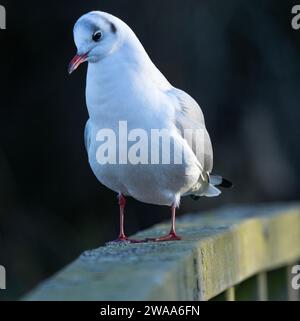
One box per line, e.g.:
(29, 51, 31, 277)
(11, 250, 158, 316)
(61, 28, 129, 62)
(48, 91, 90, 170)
(190, 195, 201, 201)
(220, 178, 233, 189)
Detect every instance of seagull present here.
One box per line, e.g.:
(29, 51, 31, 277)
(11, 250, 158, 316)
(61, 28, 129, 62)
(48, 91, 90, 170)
(69, 11, 232, 243)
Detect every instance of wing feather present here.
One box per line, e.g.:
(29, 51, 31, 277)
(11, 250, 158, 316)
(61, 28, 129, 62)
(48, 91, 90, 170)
(84, 119, 92, 154)
(167, 88, 213, 173)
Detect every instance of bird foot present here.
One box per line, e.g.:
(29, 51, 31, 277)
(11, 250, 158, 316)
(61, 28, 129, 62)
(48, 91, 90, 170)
(107, 235, 147, 244)
(146, 232, 182, 242)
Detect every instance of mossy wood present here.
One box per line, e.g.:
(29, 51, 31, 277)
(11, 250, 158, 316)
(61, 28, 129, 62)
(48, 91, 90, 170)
(24, 204, 300, 300)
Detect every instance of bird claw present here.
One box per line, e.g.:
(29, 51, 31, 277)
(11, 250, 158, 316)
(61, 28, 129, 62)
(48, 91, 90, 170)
(107, 236, 147, 244)
(146, 232, 182, 242)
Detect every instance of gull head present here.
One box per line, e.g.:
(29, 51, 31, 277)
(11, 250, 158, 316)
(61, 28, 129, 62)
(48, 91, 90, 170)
(68, 11, 122, 74)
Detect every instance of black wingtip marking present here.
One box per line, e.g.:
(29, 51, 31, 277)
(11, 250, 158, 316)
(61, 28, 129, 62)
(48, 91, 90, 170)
(219, 178, 233, 189)
(190, 195, 201, 201)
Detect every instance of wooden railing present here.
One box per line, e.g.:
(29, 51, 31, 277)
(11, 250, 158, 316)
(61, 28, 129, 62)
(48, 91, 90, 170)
(24, 203, 300, 301)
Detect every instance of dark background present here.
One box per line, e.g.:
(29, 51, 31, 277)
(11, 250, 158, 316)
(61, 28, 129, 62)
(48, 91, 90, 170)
(0, 0, 299, 300)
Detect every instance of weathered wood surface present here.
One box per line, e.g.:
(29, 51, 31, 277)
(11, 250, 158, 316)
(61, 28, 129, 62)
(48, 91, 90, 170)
(24, 203, 300, 301)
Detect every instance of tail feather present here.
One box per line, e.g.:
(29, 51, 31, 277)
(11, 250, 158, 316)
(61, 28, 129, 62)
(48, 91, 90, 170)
(203, 184, 222, 197)
(210, 175, 233, 189)
(190, 174, 233, 201)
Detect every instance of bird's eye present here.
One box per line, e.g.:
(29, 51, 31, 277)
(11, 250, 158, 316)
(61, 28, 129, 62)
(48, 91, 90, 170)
(92, 31, 102, 42)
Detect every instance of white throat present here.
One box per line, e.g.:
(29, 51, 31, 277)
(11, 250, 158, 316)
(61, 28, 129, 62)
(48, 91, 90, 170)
(85, 30, 171, 122)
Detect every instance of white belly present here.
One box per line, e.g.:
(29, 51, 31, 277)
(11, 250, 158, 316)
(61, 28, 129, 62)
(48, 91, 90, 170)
(87, 122, 201, 206)
(85, 64, 202, 205)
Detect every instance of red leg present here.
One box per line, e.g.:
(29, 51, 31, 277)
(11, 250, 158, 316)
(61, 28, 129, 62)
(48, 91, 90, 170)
(117, 193, 127, 241)
(109, 194, 146, 244)
(147, 206, 182, 242)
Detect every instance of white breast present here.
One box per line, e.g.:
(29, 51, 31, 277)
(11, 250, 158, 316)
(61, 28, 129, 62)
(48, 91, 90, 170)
(84, 37, 202, 206)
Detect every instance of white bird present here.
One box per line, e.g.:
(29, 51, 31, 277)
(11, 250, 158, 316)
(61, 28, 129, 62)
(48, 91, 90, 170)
(69, 11, 232, 243)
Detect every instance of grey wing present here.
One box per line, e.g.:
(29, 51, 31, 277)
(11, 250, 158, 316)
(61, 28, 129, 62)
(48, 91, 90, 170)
(84, 119, 92, 154)
(167, 87, 213, 173)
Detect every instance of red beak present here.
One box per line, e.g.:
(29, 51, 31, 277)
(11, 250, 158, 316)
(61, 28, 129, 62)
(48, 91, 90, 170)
(68, 53, 88, 74)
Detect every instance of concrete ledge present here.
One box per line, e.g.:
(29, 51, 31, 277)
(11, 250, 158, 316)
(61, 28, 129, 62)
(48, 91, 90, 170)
(24, 203, 300, 301)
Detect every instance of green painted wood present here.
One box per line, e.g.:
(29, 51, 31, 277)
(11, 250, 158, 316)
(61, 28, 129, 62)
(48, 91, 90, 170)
(23, 204, 300, 301)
